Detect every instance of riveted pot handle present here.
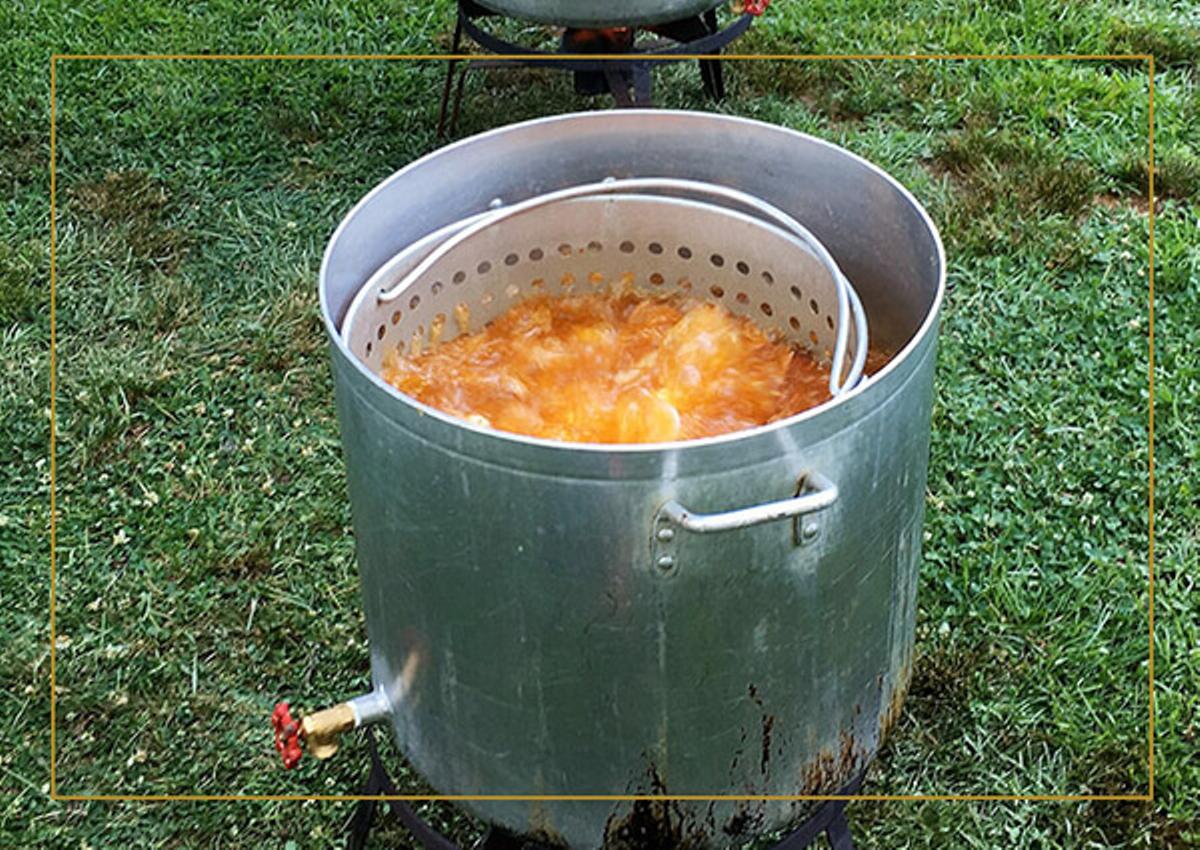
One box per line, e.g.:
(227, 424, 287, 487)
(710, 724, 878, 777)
(655, 472, 837, 535)
(651, 474, 837, 573)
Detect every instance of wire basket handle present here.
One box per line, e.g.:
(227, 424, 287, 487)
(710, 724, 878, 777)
(376, 177, 868, 396)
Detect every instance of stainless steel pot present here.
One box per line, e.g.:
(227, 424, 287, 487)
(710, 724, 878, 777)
(471, 0, 725, 27)
(319, 110, 945, 849)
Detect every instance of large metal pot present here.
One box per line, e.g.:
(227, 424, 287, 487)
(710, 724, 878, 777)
(319, 110, 945, 848)
(471, 0, 725, 27)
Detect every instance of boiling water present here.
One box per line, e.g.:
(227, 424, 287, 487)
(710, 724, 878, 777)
(382, 291, 886, 443)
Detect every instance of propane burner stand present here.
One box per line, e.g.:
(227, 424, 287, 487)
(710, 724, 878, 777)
(437, 0, 755, 136)
(347, 728, 861, 850)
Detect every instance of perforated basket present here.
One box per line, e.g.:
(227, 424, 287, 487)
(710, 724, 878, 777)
(342, 178, 869, 409)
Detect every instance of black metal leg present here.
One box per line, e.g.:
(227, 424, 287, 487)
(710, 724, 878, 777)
(698, 54, 723, 100)
(438, 0, 749, 119)
(632, 61, 653, 106)
(766, 772, 864, 850)
(350, 728, 463, 850)
(448, 62, 471, 137)
(347, 797, 377, 850)
(347, 730, 389, 850)
(437, 15, 465, 139)
(573, 67, 609, 96)
(603, 66, 634, 107)
(476, 827, 528, 850)
(651, 12, 726, 102)
(563, 28, 608, 96)
(826, 806, 857, 850)
(350, 726, 862, 850)
(700, 8, 725, 100)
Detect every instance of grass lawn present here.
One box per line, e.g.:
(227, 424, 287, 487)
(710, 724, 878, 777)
(3, 0, 1198, 847)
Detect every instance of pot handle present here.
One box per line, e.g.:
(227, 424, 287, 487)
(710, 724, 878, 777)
(656, 472, 838, 534)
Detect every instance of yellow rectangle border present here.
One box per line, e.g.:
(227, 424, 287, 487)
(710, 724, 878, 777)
(47, 52, 1157, 804)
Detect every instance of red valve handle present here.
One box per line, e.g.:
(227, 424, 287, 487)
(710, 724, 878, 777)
(272, 701, 303, 769)
(744, 0, 770, 14)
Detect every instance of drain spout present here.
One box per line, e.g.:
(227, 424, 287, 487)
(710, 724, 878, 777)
(348, 687, 392, 728)
(272, 687, 391, 768)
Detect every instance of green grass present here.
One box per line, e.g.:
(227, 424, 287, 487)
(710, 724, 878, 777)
(2, 0, 1197, 847)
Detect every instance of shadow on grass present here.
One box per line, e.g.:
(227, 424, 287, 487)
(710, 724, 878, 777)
(925, 121, 1099, 265)
(1106, 17, 1200, 70)
(69, 170, 190, 274)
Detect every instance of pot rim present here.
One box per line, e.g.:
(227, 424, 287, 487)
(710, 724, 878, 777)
(319, 109, 946, 455)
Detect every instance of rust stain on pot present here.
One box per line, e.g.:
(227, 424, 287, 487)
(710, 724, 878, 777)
(722, 800, 767, 839)
(528, 828, 569, 850)
(799, 729, 862, 796)
(527, 800, 569, 850)
(729, 724, 749, 774)
(793, 661, 915, 798)
(878, 657, 914, 744)
(760, 714, 775, 776)
(603, 765, 708, 850)
(746, 684, 775, 777)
